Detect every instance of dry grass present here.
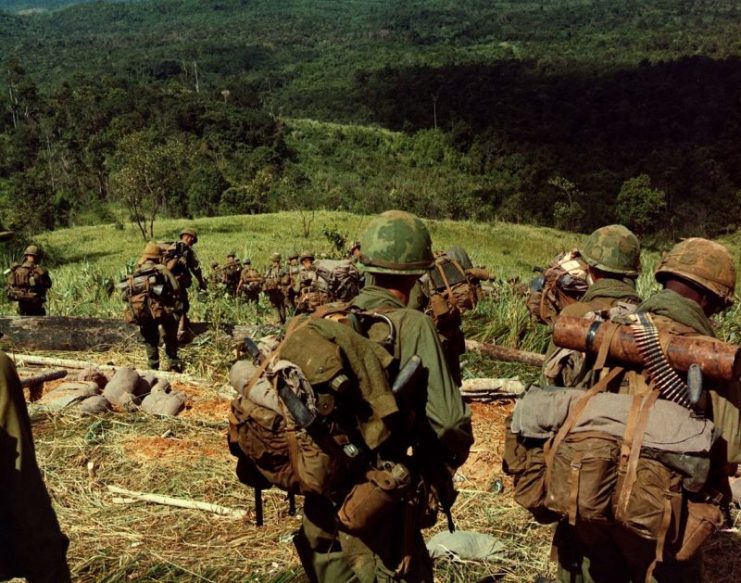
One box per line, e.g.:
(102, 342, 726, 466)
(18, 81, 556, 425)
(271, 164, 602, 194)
(30, 371, 740, 582)
(14, 212, 741, 580)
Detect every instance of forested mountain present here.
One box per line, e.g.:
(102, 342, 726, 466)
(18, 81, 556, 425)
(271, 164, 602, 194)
(2, 0, 741, 238)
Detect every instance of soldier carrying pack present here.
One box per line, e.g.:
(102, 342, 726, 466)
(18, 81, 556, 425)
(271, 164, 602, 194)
(7, 245, 52, 316)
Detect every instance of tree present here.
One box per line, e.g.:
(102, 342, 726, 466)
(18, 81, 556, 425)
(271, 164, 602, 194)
(110, 132, 191, 240)
(549, 176, 586, 231)
(615, 175, 667, 235)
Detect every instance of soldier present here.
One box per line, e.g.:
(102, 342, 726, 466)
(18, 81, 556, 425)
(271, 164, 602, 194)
(236, 259, 263, 304)
(543, 224, 642, 387)
(164, 227, 207, 342)
(286, 252, 301, 308)
(264, 253, 290, 324)
(7, 245, 52, 316)
(122, 242, 182, 372)
(0, 351, 71, 582)
(547, 237, 739, 582)
(408, 246, 484, 386)
(294, 251, 330, 313)
(296, 210, 474, 582)
(213, 252, 242, 296)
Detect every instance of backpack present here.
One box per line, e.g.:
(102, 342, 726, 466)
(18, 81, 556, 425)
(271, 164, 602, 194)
(422, 254, 477, 328)
(527, 250, 589, 325)
(228, 305, 428, 530)
(7, 263, 48, 302)
(505, 316, 725, 568)
(315, 259, 361, 302)
(119, 264, 175, 324)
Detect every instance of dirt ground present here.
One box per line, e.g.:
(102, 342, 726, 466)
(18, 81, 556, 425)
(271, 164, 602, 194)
(29, 378, 740, 583)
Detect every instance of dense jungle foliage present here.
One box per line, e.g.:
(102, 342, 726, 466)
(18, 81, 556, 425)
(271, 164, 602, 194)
(2, 0, 741, 238)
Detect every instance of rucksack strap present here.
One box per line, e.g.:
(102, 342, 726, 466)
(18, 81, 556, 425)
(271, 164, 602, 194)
(615, 389, 661, 520)
(434, 262, 458, 308)
(545, 366, 624, 485)
(450, 259, 477, 308)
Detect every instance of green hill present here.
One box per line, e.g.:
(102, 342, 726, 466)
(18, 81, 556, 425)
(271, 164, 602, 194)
(2, 1, 741, 237)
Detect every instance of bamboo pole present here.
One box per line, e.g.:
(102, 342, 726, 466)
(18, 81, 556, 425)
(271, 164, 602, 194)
(11, 354, 206, 384)
(107, 485, 246, 520)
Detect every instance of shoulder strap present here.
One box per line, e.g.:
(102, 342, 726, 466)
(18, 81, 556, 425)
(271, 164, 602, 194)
(435, 262, 458, 307)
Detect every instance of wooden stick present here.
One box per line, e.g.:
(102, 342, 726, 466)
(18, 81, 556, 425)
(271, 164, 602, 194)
(107, 485, 246, 520)
(465, 340, 545, 368)
(11, 354, 206, 384)
(19, 368, 68, 388)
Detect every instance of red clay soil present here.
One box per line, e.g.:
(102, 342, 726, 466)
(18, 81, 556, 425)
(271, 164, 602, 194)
(457, 401, 514, 491)
(123, 435, 225, 464)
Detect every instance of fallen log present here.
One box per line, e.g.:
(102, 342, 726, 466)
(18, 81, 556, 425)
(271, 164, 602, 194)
(0, 316, 226, 352)
(107, 485, 245, 520)
(19, 368, 68, 388)
(11, 354, 207, 385)
(465, 340, 545, 368)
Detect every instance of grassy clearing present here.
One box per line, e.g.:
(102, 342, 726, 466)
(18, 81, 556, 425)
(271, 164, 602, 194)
(12, 212, 741, 582)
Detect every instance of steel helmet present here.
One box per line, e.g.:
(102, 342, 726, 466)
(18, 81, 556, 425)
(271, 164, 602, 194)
(300, 250, 315, 262)
(581, 224, 641, 277)
(655, 238, 736, 307)
(179, 227, 198, 244)
(271, 252, 282, 263)
(142, 241, 163, 260)
(359, 210, 434, 275)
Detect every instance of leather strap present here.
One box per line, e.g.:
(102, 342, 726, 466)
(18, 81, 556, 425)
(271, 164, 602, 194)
(646, 497, 673, 581)
(568, 452, 584, 526)
(594, 320, 620, 373)
(435, 262, 458, 308)
(545, 366, 624, 484)
(616, 390, 661, 521)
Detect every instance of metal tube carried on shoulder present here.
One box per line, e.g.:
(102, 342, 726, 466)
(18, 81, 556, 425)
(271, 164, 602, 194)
(553, 315, 741, 381)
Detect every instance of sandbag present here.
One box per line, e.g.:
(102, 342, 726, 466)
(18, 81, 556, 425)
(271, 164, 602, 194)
(140, 391, 187, 417)
(78, 395, 112, 416)
(73, 368, 109, 389)
(103, 368, 149, 410)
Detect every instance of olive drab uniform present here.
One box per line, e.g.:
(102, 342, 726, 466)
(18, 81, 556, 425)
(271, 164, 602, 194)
(538, 226, 643, 581)
(296, 211, 473, 583)
(543, 235, 739, 583)
(222, 255, 242, 296)
(0, 351, 71, 582)
(287, 254, 301, 308)
(165, 228, 206, 341)
(122, 243, 182, 372)
(264, 255, 291, 324)
(7, 246, 52, 316)
(237, 261, 263, 303)
(295, 252, 330, 314)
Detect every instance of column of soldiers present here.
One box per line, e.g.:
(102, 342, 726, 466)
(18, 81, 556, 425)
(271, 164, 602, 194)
(4, 214, 739, 583)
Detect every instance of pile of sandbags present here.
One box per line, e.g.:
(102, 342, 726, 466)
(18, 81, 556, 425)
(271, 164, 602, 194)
(31, 367, 187, 417)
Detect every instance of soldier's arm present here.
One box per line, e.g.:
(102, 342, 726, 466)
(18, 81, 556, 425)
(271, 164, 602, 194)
(400, 312, 473, 468)
(0, 353, 70, 582)
(186, 249, 207, 288)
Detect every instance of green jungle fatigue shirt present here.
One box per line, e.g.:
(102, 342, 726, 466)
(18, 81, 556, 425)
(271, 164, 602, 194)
(298, 285, 473, 583)
(0, 352, 70, 582)
(351, 285, 473, 467)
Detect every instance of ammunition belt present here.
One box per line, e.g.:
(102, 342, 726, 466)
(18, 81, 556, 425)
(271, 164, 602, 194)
(631, 313, 692, 409)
